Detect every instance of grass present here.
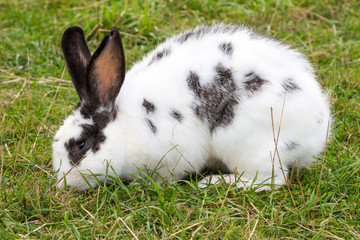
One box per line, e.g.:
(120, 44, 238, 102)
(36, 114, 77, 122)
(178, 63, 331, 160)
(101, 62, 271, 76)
(0, 0, 359, 239)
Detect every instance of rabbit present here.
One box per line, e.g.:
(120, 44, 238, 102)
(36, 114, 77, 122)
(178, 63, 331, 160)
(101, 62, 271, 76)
(53, 24, 331, 191)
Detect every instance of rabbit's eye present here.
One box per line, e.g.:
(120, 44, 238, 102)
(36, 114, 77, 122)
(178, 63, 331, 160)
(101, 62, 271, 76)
(77, 141, 86, 151)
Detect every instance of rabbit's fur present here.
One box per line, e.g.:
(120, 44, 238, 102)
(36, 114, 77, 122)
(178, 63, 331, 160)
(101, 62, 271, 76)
(53, 24, 330, 191)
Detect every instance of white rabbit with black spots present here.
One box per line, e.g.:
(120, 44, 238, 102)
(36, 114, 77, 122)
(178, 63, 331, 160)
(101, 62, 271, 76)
(53, 24, 330, 191)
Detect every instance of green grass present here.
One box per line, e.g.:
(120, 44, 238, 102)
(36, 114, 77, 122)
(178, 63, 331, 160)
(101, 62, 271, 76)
(0, 0, 359, 239)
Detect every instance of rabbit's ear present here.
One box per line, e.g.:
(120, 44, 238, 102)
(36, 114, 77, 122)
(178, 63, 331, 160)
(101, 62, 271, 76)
(61, 26, 91, 101)
(86, 29, 126, 108)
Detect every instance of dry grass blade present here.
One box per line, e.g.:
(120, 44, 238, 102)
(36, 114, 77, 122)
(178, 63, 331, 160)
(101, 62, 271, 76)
(169, 222, 204, 238)
(313, 115, 332, 211)
(248, 218, 259, 240)
(51, 155, 86, 190)
(270, 96, 297, 208)
(190, 224, 203, 240)
(0, 141, 4, 187)
(22, 223, 47, 238)
(116, 216, 139, 240)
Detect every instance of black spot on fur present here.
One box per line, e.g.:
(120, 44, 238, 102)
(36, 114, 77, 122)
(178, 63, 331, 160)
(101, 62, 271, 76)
(79, 102, 117, 125)
(149, 48, 171, 65)
(282, 78, 301, 92)
(285, 141, 299, 151)
(65, 123, 106, 165)
(187, 64, 239, 133)
(79, 103, 94, 120)
(244, 72, 268, 93)
(219, 42, 234, 56)
(65, 104, 115, 166)
(170, 109, 183, 122)
(145, 118, 157, 134)
(143, 98, 156, 114)
(94, 111, 114, 130)
(74, 102, 81, 110)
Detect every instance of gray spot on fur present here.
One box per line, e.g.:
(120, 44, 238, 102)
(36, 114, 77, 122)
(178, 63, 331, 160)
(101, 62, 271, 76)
(193, 105, 201, 118)
(248, 29, 269, 40)
(170, 109, 183, 122)
(187, 71, 202, 97)
(204, 157, 231, 174)
(143, 98, 156, 114)
(187, 64, 239, 133)
(285, 141, 299, 151)
(219, 42, 234, 56)
(149, 48, 171, 65)
(282, 78, 301, 92)
(177, 25, 240, 43)
(145, 118, 157, 134)
(244, 72, 268, 93)
(215, 64, 237, 92)
(249, 31, 261, 39)
(178, 31, 195, 43)
(317, 112, 324, 124)
(182, 157, 231, 180)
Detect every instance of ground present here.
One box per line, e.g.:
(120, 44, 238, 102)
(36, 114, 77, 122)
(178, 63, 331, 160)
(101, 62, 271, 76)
(0, 0, 359, 239)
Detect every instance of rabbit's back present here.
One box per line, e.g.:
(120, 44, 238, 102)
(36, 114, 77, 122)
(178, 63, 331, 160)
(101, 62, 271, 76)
(116, 24, 330, 182)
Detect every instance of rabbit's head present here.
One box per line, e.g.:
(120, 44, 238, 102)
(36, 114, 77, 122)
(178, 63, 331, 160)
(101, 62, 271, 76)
(53, 27, 126, 190)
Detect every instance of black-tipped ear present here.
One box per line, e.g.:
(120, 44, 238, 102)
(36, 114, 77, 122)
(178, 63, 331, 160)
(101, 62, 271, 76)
(86, 29, 126, 108)
(61, 26, 91, 101)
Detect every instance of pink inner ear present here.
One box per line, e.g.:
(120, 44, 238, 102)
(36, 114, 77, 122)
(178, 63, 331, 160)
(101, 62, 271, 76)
(94, 41, 121, 105)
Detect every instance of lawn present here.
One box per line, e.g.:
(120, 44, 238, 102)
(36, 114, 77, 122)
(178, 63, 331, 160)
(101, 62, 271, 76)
(0, 0, 359, 239)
